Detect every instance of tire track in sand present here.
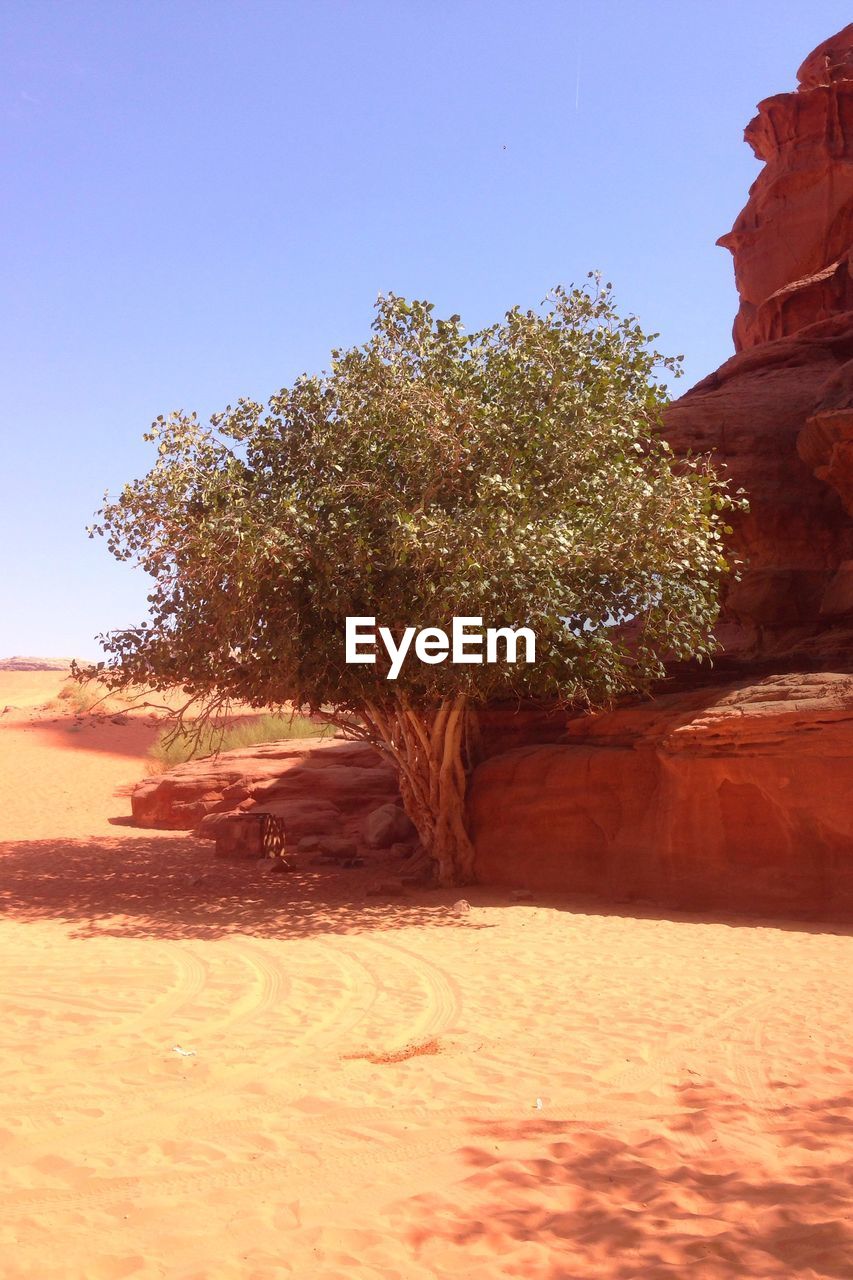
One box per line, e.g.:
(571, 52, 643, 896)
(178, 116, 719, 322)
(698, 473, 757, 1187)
(2, 931, 397, 1159)
(2, 932, 465, 1207)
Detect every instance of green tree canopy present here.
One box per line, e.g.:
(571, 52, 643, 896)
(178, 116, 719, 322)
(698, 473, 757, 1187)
(88, 281, 741, 884)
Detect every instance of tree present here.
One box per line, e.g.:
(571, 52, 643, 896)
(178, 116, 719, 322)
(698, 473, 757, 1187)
(87, 280, 741, 886)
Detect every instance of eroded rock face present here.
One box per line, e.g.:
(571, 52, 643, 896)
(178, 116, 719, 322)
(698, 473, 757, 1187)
(471, 674, 853, 916)
(665, 317, 853, 659)
(665, 24, 853, 662)
(717, 24, 853, 352)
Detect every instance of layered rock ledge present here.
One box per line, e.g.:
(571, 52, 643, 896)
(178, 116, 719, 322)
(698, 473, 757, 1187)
(132, 737, 398, 845)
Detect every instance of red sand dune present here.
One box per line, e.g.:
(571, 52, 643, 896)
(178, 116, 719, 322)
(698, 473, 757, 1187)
(1, 669, 852, 1279)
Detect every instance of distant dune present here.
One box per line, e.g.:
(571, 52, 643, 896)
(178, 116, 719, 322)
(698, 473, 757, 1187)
(0, 655, 86, 671)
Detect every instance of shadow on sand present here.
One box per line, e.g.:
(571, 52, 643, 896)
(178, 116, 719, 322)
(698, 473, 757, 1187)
(1, 829, 852, 945)
(0, 833, 480, 941)
(400, 1088, 853, 1278)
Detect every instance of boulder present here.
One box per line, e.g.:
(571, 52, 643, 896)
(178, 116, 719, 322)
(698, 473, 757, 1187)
(470, 674, 853, 917)
(197, 798, 342, 844)
(363, 802, 416, 848)
(312, 836, 358, 858)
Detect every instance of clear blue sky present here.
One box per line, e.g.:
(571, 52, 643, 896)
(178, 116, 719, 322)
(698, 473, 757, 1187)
(2, 1, 849, 658)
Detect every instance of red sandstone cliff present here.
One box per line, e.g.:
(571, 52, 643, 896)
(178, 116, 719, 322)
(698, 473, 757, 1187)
(471, 674, 853, 916)
(471, 27, 853, 915)
(665, 24, 853, 664)
(718, 24, 853, 353)
(665, 317, 853, 662)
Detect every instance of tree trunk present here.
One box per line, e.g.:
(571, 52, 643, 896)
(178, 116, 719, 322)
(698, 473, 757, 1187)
(361, 693, 479, 887)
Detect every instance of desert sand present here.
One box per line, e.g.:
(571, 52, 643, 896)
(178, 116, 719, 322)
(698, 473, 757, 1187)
(1, 670, 852, 1279)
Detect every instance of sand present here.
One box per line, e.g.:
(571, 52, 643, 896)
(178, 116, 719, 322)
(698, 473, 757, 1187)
(1, 671, 851, 1279)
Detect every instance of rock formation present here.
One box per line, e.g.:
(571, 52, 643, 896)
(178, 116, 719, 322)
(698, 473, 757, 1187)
(665, 318, 853, 661)
(471, 26, 853, 916)
(666, 23, 853, 662)
(471, 674, 853, 916)
(718, 24, 853, 352)
(132, 736, 399, 848)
